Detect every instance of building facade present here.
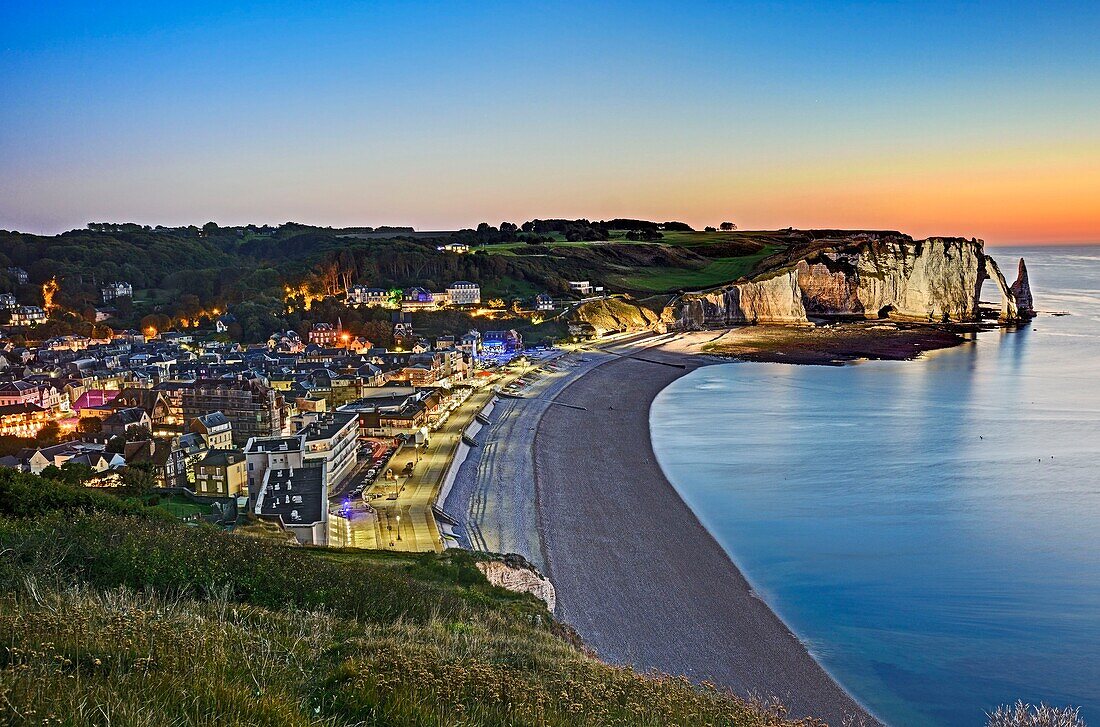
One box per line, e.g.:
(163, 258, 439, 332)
(446, 281, 481, 306)
(182, 380, 283, 447)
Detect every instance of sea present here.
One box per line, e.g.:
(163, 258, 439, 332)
(649, 246, 1100, 726)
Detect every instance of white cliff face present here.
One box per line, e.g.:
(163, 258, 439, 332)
(850, 238, 986, 322)
(672, 237, 1029, 328)
(477, 559, 556, 611)
(678, 269, 807, 327)
(982, 255, 1021, 322)
(1010, 258, 1035, 317)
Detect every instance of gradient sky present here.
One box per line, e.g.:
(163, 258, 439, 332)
(2, 1, 1098, 243)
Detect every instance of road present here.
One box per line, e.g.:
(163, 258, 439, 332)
(327, 360, 547, 552)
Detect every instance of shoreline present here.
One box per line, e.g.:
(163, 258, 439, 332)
(533, 334, 881, 725)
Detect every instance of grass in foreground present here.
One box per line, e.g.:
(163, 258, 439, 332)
(0, 469, 811, 726)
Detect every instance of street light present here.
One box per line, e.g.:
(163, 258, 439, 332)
(395, 514, 402, 541)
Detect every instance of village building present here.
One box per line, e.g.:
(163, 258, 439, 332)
(190, 411, 233, 449)
(446, 281, 481, 306)
(194, 448, 247, 498)
(101, 281, 133, 302)
(10, 306, 47, 327)
(345, 285, 391, 308)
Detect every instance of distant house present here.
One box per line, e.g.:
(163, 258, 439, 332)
(567, 281, 594, 295)
(0, 381, 41, 407)
(535, 293, 554, 311)
(0, 294, 17, 311)
(10, 306, 47, 327)
(309, 322, 342, 347)
(5, 267, 28, 284)
(401, 287, 447, 311)
(215, 313, 237, 333)
(190, 411, 233, 450)
(446, 281, 481, 306)
(102, 407, 152, 437)
(436, 242, 470, 254)
(254, 461, 327, 545)
(122, 439, 187, 488)
(0, 404, 49, 438)
(392, 312, 414, 340)
(459, 330, 481, 357)
(345, 286, 391, 308)
(101, 281, 133, 302)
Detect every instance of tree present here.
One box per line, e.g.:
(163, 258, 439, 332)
(78, 417, 103, 434)
(705, 226, 717, 232)
(720, 221, 737, 231)
(125, 425, 152, 442)
(121, 463, 157, 497)
(35, 422, 60, 447)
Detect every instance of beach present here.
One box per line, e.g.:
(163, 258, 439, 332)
(533, 337, 878, 725)
(447, 330, 896, 725)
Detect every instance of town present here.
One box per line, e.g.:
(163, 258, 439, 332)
(0, 263, 593, 550)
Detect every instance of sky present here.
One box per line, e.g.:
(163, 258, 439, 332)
(2, 1, 1098, 243)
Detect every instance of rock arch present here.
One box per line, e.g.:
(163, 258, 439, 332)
(982, 255, 1033, 322)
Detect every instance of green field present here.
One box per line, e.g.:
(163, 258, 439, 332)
(609, 245, 777, 293)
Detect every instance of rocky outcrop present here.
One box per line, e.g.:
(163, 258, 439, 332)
(477, 555, 556, 610)
(677, 269, 807, 327)
(1010, 258, 1035, 318)
(982, 254, 1020, 322)
(570, 297, 662, 336)
(669, 235, 1032, 329)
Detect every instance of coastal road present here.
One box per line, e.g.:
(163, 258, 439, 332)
(533, 342, 880, 726)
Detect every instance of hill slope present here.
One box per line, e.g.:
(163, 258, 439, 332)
(0, 470, 811, 726)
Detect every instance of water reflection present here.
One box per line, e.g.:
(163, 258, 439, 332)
(650, 247, 1100, 726)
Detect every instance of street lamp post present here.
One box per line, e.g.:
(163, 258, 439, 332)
(395, 514, 402, 541)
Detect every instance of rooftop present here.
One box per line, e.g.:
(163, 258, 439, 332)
(256, 463, 325, 526)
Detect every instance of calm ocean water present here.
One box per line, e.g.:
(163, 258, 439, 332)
(650, 246, 1100, 726)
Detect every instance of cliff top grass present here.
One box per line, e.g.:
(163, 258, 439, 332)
(0, 469, 813, 726)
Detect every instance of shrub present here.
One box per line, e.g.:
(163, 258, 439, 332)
(987, 702, 1087, 727)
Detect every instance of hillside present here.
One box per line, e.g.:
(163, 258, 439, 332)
(0, 222, 789, 343)
(0, 469, 811, 726)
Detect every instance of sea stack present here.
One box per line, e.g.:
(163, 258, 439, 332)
(1010, 258, 1035, 318)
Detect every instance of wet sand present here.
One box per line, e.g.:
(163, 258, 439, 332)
(534, 336, 881, 725)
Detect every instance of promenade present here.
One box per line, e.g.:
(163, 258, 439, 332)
(328, 359, 549, 552)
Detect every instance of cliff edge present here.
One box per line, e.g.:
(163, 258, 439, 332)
(669, 233, 1034, 328)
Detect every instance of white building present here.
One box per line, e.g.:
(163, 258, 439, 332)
(535, 293, 554, 311)
(296, 410, 359, 486)
(346, 285, 392, 308)
(436, 242, 470, 254)
(447, 281, 481, 306)
(0, 294, 16, 311)
(101, 281, 133, 302)
(567, 281, 594, 295)
(10, 306, 46, 327)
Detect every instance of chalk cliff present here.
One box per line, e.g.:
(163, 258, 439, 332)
(670, 234, 1031, 328)
(1010, 258, 1035, 318)
(477, 555, 557, 610)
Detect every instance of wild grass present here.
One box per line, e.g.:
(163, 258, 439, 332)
(987, 702, 1087, 727)
(0, 470, 808, 726)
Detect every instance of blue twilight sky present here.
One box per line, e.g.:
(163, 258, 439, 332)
(2, 1, 1098, 242)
